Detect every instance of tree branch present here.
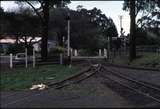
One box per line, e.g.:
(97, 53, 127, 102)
(25, 1, 44, 23)
(29, 37, 35, 45)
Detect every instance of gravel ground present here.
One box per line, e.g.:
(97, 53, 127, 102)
(105, 66, 160, 86)
(1, 74, 133, 108)
(1, 63, 160, 108)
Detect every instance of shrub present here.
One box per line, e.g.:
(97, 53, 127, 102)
(6, 44, 33, 55)
(48, 46, 65, 56)
(0, 47, 4, 54)
(78, 49, 98, 56)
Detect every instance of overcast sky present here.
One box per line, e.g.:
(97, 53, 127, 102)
(1, 1, 131, 35)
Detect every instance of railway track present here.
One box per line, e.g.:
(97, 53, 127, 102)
(102, 65, 160, 88)
(47, 64, 101, 89)
(1, 64, 99, 107)
(98, 65, 160, 104)
(2, 59, 160, 107)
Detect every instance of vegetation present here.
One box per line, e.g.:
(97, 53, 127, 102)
(129, 0, 136, 61)
(0, 7, 41, 53)
(123, 0, 160, 61)
(49, 6, 118, 51)
(6, 43, 33, 55)
(131, 52, 160, 68)
(0, 1, 159, 65)
(1, 5, 118, 56)
(0, 65, 80, 91)
(112, 52, 160, 69)
(15, 1, 70, 60)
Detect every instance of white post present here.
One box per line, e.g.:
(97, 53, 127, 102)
(75, 49, 78, 56)
(70, 48, 73, 57)
(67, 17, 70, 57)
(25, 48, 28, 68)
(107, 37, 110, 59)
(33, 48, 35, 68)
(60, 53, 63, 65)
(99, 49, 102, 56)
(10, 53, 13, 69)
(104, 48, 107, 58)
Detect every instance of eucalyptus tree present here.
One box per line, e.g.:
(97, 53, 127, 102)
(123, 0, 160, 29)
(15, 0, 70, 60)
(49, 6, 118, 52)
(123, 0, 160, 61)
(0, 8, 41, 46)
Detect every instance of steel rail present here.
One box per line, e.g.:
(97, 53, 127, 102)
(98, 65, 160, 103)
(1, 65, 97, 107)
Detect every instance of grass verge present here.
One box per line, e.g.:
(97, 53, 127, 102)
(0, 64, 80, 91)
(112, 52, 160, 69)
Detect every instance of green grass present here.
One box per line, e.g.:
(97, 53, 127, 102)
(131, 52, 160, 68)
(112, 52, 160, 68)
(0, 64, 80, 91)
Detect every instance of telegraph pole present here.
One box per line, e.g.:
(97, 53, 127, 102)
(67, 13, 70, 57)
(66, 12, 71, 67)
(119, 15, 123, 36)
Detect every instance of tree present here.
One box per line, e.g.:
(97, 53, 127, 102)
(123, 0, 160, 61)
(48, 7, 118, 53)
(49, 7, 68, 46)
(0, 9, 41, 47)
(0, 6, 4, 13)
(15, 0, 70, 60)
(129, 0, 136, 61)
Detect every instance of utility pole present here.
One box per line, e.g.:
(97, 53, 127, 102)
(119, 15, 123, 36)
(67, 13, 70, 57)
(66, 12, 71, 67)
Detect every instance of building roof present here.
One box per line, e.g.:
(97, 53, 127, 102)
(0, 35, 41, 44)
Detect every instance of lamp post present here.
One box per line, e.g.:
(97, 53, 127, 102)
(119, 15, 127, 55)
(119, 15, 123, 37)
(67, 13, 70, 57)
(66, 12, 71, 67)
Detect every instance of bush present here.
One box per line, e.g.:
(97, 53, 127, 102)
(6, 44, 33, 55)
(78, 49, 98, 56)
(0, 47, 4, 54)
(48, 46, 65, 56)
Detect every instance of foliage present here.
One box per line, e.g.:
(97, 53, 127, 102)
(112, 52, 160, 69)
(0, 9, 41, 50)
(78, 49, 98, 56)
(123, 0, 160, 61)
(6, 44, 33, 55)
(1, 10, 41, 36)
(15, 0, 70, 59)
(135, 28, 160, 45)
(131, 52, 160, 68)
(49, 46, 65, 55)
(49, 7, 118, 51)
(123, 0, 160, 29)
(0, 47, 4, 53)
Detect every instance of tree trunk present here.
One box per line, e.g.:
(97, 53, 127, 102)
(129, 0, 136, 62)
(41, 1, 49, 61)
(57, 32, 63, 46)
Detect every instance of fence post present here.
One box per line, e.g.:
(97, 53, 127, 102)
(25, 48, 28, 68)
(99, 49, 102, 56)
(104, 48, 107, 58)
(10, 53, 13, 69)
(71, 48, 73, 57)
(74, 49, 78, 56)
(33, 48, 35, 68)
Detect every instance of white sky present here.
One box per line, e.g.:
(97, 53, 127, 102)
(1, 1, 131, 35)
